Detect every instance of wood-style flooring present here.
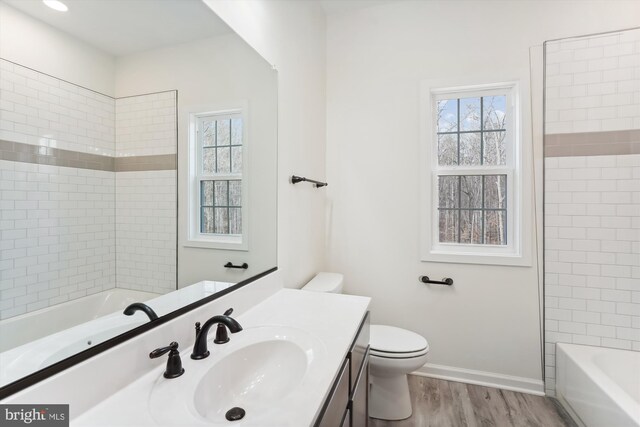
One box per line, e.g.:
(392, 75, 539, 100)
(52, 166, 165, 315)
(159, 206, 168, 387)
(369, 376, 577, 427)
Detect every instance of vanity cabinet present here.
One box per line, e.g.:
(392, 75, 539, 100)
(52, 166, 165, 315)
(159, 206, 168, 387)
(315, 312, 370, 427)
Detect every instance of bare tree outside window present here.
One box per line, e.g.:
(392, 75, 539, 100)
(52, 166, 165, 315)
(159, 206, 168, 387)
(198, 115, 243, 236)
(436, 95, 508, 245)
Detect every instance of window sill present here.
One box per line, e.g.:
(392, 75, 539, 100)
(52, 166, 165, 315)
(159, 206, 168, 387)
(421, 250, 531, 267)
(184, 237, 248, 251)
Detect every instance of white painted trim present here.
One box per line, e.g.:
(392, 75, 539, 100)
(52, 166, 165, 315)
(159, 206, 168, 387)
(183, 101, 250, 251)
(419, 78, 534, 267)
(414, 362, 545, 396)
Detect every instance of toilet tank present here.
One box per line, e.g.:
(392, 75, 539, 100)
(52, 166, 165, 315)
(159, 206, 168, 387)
(302, 272, 344, 293)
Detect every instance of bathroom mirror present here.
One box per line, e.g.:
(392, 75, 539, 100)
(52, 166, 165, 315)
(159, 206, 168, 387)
(0, 0, 277, 390)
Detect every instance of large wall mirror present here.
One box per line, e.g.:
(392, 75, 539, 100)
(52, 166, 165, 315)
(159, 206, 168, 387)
(0, 0, 277, 391)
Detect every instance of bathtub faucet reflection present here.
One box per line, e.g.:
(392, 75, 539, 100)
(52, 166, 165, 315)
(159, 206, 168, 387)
(123, 302, 159, 321)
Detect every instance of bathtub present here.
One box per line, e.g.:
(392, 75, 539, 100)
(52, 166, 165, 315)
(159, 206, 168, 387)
(0, 281, 235, 387)
(0, 288, 159, 387)
(0, 288, 158, 353)
(556, 343, 640, 427)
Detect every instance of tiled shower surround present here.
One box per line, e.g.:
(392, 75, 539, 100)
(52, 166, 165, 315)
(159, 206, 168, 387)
(544, 29, 640, 396)
(0, 59, 176, 319)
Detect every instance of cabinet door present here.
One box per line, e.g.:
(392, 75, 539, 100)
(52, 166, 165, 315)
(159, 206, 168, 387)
(351, 348, 370, 427)
(350, 312, 370, 392)
(317, 359, 350, 427)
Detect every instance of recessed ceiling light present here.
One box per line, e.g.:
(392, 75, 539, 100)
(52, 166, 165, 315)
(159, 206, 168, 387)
(43, 0, 68, 12)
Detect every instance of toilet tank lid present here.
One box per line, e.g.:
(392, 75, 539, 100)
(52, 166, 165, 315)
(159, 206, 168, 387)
(370, 325, 428, 353)
(303, 272, 344, 293)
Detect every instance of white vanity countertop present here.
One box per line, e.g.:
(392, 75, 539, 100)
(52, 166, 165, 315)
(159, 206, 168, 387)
(72, 289, 370, 426)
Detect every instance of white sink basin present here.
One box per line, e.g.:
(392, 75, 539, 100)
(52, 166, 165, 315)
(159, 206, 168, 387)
(194, 339, 307, 422)
(148, 326, 325, 426)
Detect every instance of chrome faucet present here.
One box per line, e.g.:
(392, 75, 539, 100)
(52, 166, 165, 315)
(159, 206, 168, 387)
(191, 309, 243, 360)
(123, 302, 158, 321)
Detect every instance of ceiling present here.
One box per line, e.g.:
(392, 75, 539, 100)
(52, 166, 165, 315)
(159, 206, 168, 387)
(319, 0, 398, 15)
(2, 0, 232, 57)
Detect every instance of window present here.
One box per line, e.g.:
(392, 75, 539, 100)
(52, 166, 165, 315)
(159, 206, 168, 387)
(421, 82, 527, 265)
(187, 108, 248, 250)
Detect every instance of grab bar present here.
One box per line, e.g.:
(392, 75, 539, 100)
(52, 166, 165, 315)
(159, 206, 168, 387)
(419, 276, 453, 286)
(224, 262, 248, 270)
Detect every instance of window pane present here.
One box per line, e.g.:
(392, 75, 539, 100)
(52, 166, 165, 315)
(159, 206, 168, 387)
(203, 147, 216, 173)
(484, 175, 507, 209)
(438, 134, 457, 166)
(438, 176, 459, 208)
(231, 118, 243, 146)
(484, 210, 506, 245)
(483, 131, 506, 166)
(460, 175, 482, 208)
(439, 209, 459, 243)
(437, 99, 457, 133)
(229, 208, 242, 235)
(203, 120, 216, 146)
(214, 181, 228, 207)
(483, 96, 506, 130)
(201, 207, 214, 233)
(459, 97, 481, 131)
(217, 147, 231, 174)
(216, 119, 231, 146)
(201, 180, 214, 206)
(229, 181, 241, 207)
(460, 210, 482, 244)
(231, 146, 242, 173)
(460, 132, 481, 165)
(214, 208, 229, 234)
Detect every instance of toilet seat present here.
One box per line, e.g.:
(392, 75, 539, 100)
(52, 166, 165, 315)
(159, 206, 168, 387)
(370, 325, 429, 359)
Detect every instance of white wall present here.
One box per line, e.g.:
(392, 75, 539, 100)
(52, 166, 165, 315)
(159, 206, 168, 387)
(114, 33, 277, 287)
(115, 92, 177, 295)
(0, 60, 116, 320)
(0, 3, 115, 96)
(543, 28, 640, 396)
(546, 30, 640, 134)
(0, 58, 115, 156)
(325, 0, 640, 391)
(204, 0, 327, 288)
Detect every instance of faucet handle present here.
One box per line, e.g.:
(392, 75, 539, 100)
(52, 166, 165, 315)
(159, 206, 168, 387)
(149, 341, 185, 379)
(214, 308, 236, 344)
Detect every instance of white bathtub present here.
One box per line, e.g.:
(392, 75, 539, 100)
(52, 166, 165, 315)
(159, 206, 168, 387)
(0, 288, 158, 352)
(0, 281, 235, 387)
(0, 288, 159, 386)
(556, 343, 640, 427)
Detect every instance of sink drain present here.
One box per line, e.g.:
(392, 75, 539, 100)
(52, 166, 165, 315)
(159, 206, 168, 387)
(225, 407, 246, 421)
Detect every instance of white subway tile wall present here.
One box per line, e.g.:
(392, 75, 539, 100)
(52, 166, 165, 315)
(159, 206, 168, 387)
(115, 171, 176, 294)
(114, 91, 177, 294)
(115, 92, 177, 157)
(0, 62, 178, 319)
(544, 154, 640, 395)
(0, 160, 115, 320)
(0, 59, 116, 157)
(545, 29, 640, 134)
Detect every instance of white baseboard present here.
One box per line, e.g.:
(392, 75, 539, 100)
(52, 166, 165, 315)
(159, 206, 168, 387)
(413, 363, 545, 396)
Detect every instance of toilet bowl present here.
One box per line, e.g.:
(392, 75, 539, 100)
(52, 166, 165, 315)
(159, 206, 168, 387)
(301, 273, 429, 421)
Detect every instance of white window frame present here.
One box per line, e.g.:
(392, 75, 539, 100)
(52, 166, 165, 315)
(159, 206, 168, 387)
(185, 105, 249, 251)
(420, 81, 530, 266)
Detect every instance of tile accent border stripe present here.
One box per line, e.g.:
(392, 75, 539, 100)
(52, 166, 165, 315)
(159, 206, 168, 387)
(0, 139, 114, 171)
(0, 140, 176, 171)
(114, 154, 176, 172)
(544, 129, 640, 157)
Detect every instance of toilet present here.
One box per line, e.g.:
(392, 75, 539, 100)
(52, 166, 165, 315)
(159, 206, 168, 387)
(302, 272, 430, 421)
